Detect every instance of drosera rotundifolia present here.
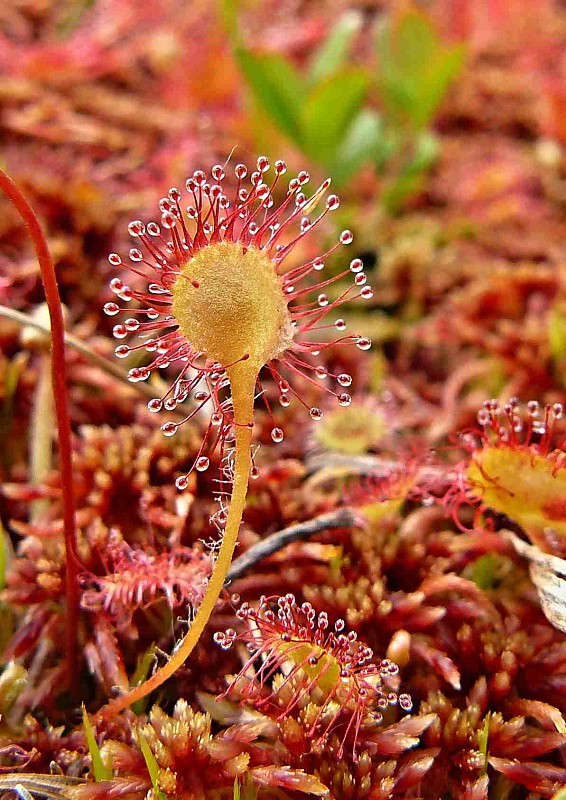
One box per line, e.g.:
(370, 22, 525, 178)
(443, 398, 566, 552)
(213, 593, 412, 762)
(98, 156, 373, 716)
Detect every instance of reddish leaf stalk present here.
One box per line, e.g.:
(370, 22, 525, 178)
(0, 169, 79, 694)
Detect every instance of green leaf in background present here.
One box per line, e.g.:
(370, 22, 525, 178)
(549, 304, 566, 372)
(235, 47, 305, 145)
(139, 732, 167, 800)
(82, 704, 113, 782)
(301, 68, 371, 170)
(416, 45, 465, 130)
(130, 643, 158, 715)
(0, 519, 13, 655)
(410, 129, 440, 170)
(332, 109, 384, 185)
(376, 10, 466, 131)
(381, 170, 424, 215)
(220, 0, 240, 44)
(374, 126, 402, 172)
(0, 519, 6, 592)
(478, 713, 490, 775)
(468, 553, 500, 591)
(307, 10, 363, 87)
(381, 130, 439, 214)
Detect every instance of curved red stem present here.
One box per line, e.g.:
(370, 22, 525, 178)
(0, 169, 79, 695)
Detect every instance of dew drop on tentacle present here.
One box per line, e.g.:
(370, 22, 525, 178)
(113, 325, 127, 339)
(175, 475, 190, 490)
(161, 422, 178, 437)
(271, 427, 284, 443)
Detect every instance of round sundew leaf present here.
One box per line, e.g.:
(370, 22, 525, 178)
(171, 241, 289, 372)
(466, 446, 566, 541)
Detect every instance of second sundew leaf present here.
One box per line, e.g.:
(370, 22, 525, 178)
(301, 68, 371, 170)
(466, 447, 566, 544)
(235, 47, 306, 145)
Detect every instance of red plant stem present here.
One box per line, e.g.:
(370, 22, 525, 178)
(0, 169, 79, 695)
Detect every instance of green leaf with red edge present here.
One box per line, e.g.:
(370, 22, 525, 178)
(235, 47, 306, 145)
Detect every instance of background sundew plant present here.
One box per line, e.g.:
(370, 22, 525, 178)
(3, 1, 566, 799)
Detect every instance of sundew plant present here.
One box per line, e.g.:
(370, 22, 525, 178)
(99, 157, 372, 716)
(2, 2, 566, 800)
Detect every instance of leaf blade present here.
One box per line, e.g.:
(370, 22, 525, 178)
(307, 11, 362, 86)
(235, 47, 305, 145)
(301, 68, 371, 169)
